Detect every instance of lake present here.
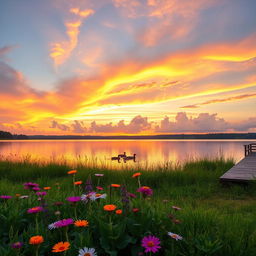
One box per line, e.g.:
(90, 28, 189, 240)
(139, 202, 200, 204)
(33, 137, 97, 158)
(0, 139, 255, 168)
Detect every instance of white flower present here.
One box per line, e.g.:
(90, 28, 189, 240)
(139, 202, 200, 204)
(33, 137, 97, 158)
(19, 195, 29, 199)
(95, 174, 104, 177)
(78, 247, 97, 256)
(48, 222, 57, 230)
(90, 193, 107, 201)
(167, 232, 183, 241)
(172, 205, 181, 211)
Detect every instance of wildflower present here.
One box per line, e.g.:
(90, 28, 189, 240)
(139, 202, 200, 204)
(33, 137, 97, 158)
(23, 182, 39, 190)
(66, 196, 81, 203)
(68, 170, 77, 175)
(128, 193, 136, 198)
(84, 177, 93, 193)
(55, 211, 61, 216)
(96, 186, 103, 190)
(132, 208, 139, 212)
(29, 236, 44, 245)
(137, 186, 153, 197)
(81, 192, 106, 202)
(74, 181, 82, 185)
(116, 209, 122, 215)
(27, 206, 43, 214)
(19, 195, 29, 199)
(52, 242, 70, 252)
(32, 187, 40, 191)
(36, 191, 47, 197)
(162, 199, 169, 203)
(172, 219, 182, 224)
(132, 172, 141, 178)
(78, 247, 97, 256)
(172, 205, 181, 211)
(44, 187, 51, 190)
(48, 218, 74, 229)
(74, 220, 89, 227)
(95, 174, 104, 177)
(54, 201, 63, 206)
(168, 214, 174, 219)
(0, 195, 12, 200)
(11, 242, 23, 249)
(111, 184, 120, 188)
(103, 204, 117, 211)
(167, 232, 183, 241)
(141, 235, 161, 253)
(15, 193, 21, 197)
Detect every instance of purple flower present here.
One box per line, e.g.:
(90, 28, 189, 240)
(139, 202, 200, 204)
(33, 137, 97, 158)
(66, 196, 81, 203)
(141, 235, 161, 253)
(36, 191, 47, 197)
(23, 182, 39, 190)
(0, 195, 12, 200)
(128, 193, 137, 198)
(11, 242, 23, 249)
(137, 186, 153, 197)
(27, 206, 43, 214)
(32, 187, 40, 191)
(95, 173, 104, 177)
(48, 218, 74, 229)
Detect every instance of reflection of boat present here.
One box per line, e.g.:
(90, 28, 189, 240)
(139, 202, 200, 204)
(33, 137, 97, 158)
(111, 152, 136, 163)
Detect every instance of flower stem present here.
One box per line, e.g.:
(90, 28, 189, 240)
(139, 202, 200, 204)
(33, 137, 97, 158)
(35, 215, 39, 234)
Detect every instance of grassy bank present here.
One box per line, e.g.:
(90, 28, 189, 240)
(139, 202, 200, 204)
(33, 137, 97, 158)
(0, 158, 256, 255)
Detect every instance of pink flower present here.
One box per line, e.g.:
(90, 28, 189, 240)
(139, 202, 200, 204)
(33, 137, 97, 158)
(11, 242, 23, 249)
(141, 235, 161, 253)
(172, 205, 181, 211)
(66, 196, 81, 203)
(36, 191, 47, 197)
(137, 186, 153, 197)
(128, 193, 136, 198)
(96, 186, 103, 190)
(95, 174, 104, 177)
(0, 195, 12, 200)
(48, 218, 74, 229)
(27, 206, 43, 214)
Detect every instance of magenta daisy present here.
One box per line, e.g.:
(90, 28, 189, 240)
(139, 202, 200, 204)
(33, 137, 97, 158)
(0, 195, 12, 200)
(141, 235, 161, 253)
(11, 242, 23, 249)
(27, 206, 43, 214)
(48, 218, 74, 229)
(36, 191, 47, 197)
(66, 196, 81, 203)
(23, 182, 39, 190)
(137, 186, 153, 197)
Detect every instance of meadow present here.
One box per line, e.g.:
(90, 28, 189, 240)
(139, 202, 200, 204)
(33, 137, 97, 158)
(0, 158, 256, 255)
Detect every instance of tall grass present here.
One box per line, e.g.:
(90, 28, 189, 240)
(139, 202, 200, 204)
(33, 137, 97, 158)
(1, 158, 256, 255)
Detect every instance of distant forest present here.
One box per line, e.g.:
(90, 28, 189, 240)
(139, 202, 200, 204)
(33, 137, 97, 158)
(0, 130, 28, 139)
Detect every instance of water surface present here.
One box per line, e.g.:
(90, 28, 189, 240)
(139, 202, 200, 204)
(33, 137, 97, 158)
(0, 139, 255, 168)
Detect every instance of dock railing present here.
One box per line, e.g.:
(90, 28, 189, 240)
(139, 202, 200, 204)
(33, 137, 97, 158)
(244, 143, 256, 156)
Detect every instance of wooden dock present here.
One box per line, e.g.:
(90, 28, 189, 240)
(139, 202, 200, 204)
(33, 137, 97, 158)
(220, 143, 256, 183)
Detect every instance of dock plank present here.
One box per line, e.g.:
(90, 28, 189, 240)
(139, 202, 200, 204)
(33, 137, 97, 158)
(220, 152, 256, 182)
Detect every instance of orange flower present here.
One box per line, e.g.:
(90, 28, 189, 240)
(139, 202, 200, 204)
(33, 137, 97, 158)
(111, 184, 120, 188)
(116, 209, 122, 215)
(132, 172, 141, 178)
(74, 220, 89, 227)
(74, 181, 82, 185)
(43, 187, 51, 190)
(29, 236, 44, 245)
(52, 242, 70, 252)
(67, 170, 77, 175)
(15, 193, 21, 197)
(103, 204, 117, 211)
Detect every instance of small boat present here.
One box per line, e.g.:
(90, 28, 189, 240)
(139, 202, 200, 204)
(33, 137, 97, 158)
(118, 152, 126, 158)
(111, 156, 121, 162)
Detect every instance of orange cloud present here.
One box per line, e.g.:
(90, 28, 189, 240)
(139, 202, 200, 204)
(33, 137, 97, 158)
(181, 93, 256, 109)
(50, 8, 94, 67)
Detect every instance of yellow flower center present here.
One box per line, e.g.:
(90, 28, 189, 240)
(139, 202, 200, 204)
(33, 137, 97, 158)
(147, 241, 155, 247)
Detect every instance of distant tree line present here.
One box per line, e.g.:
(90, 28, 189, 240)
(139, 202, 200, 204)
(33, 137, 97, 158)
(0, 130, 28, 139)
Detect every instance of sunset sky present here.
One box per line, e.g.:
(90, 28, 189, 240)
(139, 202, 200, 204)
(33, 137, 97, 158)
(1, 0, 256, 135)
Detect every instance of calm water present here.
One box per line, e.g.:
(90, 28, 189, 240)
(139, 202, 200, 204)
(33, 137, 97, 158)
(0, 140, 255, 168)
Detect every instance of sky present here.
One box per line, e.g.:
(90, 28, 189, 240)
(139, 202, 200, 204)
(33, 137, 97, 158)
(0, 0, 256, 135)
